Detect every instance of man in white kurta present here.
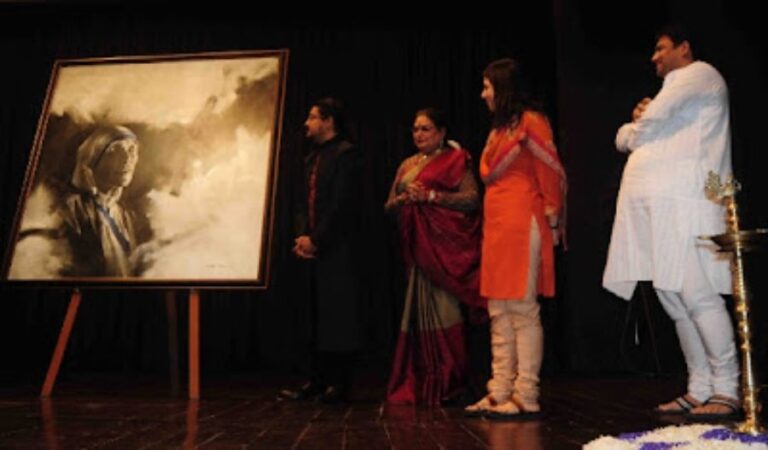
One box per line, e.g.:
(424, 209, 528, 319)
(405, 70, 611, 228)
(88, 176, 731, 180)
(603, 27, 739, 418)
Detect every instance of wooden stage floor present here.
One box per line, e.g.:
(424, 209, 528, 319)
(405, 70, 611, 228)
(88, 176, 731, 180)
(0, 375, 759, 449)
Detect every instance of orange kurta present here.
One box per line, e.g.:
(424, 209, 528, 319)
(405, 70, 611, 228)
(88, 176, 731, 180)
(479, 111, 565, 299)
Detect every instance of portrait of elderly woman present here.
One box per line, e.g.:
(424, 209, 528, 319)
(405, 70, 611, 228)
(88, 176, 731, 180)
(61, 125, 144, 277)
(3, 51, 287, 284)
(7, 125, 151, 279)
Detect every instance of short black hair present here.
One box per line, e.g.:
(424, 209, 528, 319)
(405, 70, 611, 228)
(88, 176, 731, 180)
(311, 97, 349, 138)
(656, 24, 692, 48)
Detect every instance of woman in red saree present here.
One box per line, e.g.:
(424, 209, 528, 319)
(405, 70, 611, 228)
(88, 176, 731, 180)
(385, 108, 484, 406)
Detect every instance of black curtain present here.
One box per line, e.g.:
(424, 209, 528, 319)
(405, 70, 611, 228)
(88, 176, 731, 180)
(553, 0, 768, 375)
(0, 4, 558, 384)
(1, 2, 765, 390)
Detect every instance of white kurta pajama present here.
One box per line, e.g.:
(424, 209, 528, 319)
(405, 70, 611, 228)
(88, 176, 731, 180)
(603, 61, 739, 401)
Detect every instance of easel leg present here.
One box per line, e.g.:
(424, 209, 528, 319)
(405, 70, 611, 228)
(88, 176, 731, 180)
(189, 289, 200, 400)
(41, 397, 59, 450)
(165, 291, 180, 396)
(184, 399, 199, 447)
(41, 290, 82, 397)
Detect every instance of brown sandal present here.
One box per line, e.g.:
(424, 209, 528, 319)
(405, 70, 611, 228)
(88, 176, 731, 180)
(687, 396, 743, 421)
(654, 395, 702, 415)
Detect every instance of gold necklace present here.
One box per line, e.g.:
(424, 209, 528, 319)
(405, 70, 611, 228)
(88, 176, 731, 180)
(420, 147, 442, 161)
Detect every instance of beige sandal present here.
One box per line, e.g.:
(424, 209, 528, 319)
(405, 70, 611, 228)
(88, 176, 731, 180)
(464, 394, 501, 417)
(486, 395, 542, 420)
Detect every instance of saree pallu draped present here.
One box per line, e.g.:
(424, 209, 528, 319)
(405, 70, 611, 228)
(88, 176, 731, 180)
(387, 148, 483, 405)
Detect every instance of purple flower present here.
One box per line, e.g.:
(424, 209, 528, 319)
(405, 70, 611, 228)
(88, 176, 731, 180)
(701, 427, 768, 445)
(619, 431, 650, 441)
(638, 443, 688, 450)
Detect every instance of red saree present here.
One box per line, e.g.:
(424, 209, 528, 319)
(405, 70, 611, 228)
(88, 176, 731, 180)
(386, 148, 484, 405)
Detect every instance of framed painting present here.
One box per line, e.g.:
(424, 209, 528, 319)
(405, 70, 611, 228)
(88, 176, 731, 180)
(2, 49, 288, 288)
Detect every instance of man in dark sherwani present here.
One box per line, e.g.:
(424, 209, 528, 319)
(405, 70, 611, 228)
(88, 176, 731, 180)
(280, 97, 364, 403)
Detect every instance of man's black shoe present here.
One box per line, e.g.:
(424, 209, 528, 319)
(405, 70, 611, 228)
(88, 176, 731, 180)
(278, 381, 325, 401)
(318, 385, 347, 404)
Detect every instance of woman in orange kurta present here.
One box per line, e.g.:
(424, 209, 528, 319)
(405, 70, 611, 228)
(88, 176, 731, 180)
(465, 58, 566, 419)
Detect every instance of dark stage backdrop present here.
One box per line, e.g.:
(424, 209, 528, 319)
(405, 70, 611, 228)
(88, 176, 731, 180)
(553, 0, 768, 376)
(1, 2, 766, 392)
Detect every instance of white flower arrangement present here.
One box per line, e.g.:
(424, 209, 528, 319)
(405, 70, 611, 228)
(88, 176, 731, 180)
(584, 424, 768, 449)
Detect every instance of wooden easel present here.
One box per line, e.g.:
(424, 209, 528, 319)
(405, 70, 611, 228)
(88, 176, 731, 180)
(40, 288, 201, 399)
